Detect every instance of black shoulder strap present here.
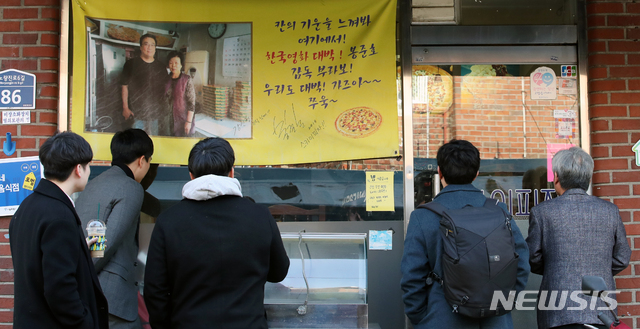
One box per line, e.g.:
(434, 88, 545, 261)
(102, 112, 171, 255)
(483, 198, 499, 208)
(417, 201, 448, 216)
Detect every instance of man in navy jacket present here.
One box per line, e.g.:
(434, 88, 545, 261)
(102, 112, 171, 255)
(401, 139, 530, 329)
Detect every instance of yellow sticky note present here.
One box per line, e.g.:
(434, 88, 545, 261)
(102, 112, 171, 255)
(366, 171, 394, 212)
(23, 172, 36, 191)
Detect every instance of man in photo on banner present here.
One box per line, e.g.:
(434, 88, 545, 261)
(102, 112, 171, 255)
(76, 129, 154, 329)
(144, 137, 290, 329)
(120, 34, 170, 136)
(526, 147, 631, 329)
(10, 132, 109, 329)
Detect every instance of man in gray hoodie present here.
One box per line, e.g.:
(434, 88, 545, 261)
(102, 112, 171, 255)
(144, 137, 290, 329)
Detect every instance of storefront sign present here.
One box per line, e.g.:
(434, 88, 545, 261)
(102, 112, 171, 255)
(0, 69, 36, 110)
(71, 0, 399, 165)
(0, 156, 43, 216)
(553, 109, 576, 139)
(2, 110, 31, 124)
(366, 171, 394, 211)
(558, 78, 577, 95)
(546, 143, 574, 182)
(530, 67, 557, 100)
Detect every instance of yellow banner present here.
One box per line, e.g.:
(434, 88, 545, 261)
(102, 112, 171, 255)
(71, 0, 398, 165)
(366, 171, 394, 211)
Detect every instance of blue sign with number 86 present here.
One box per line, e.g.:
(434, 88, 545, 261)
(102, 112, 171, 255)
(0, 69, 36, 110)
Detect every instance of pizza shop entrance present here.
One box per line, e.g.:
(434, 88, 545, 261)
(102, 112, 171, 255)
(400, 21, 588, 328)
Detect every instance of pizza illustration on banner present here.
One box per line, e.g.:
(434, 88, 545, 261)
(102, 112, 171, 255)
(335, 107, 383, 138)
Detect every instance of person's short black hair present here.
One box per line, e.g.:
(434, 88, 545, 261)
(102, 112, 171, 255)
(139, 34, 157, 47)
(39, 132, 93, 181)
(111, 129, 153, 164)
(167, 51, 185, 71)
(188, 137, 235, 178)
(436, 139, 480, 185)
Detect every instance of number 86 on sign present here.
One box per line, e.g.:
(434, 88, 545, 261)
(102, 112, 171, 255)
(0, 69, 36, 110)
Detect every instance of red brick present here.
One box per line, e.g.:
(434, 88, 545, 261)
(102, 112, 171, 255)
(590, 106, 628, 118)
(623, 223, 640, 235)
(629, 28, 640, 40)
(634, 184, 640, 195)
(617, 290, 633, 304)
(608, 15, 640, 27)
(590, 79, 626, 91)
(0, 47, 20, 57)
(591, 146, 610, 158)
(632, 106, 640, 117)
(611, 92, 640, 104)
(591, 132, 628, 144)
(593, 184, 630, 196)
(588, 28, 625, 40)
(21, 125, 57, 136)
(590, 54, 626, 66)
(24, 0, 60, 5)
(616, 277, 640, 289)
(41, 33, 59, 46)
(0, 311, 13, 323)
(0, 246, 9, 257)
(15, 137, 36, 149)
(0, 285, 13, 295)
(593, 172, 610, 184)
(39, 112, 57, 124)
(618, 266, 632, 277)
(589, 41, 606, 53)
(629, 3, 640, 14)
(0, 258, 12, 269)
(620, 211, 631, 222)
(0, 297, 13, 309)
(610, 41, 640, 52)
(20, 151, 39, 157)
(590, 120, 609, 131)
(612, 145, 634, 157)
(35, 98, 57, 109)
(613, 172, 640, 183)
(588, 15, 606, 27)
(41, 8, 60, 20)
(587, 2, 625, 14)
(630, 54, 640, 65)
(0, 59, 37, 71)
(614, 198, 640, 209)
(0, 0, 21, 5)
(0, 21, 20, 32)
(34, 72, 58, 83)
(0, 271, 13, 282)
(611, 66, 640, 78)
(594, 158, 629, 170)
(612, 119, 640, 130)
(23, 46, 58, 58)
(24, 21, 59, 32)
(38, 86, 58, 97)
(2, 34, 38, 45)
(40, 59, 58, 70)
(630, 79, 640, 90)
(3, 8, 39, 19)
(589, 67, 608, 79)
(589, 93, 608, 105)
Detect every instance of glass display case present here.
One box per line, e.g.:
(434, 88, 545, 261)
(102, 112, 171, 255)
(265, 232, 368, 328)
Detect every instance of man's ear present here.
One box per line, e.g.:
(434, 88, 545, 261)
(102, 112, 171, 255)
(75, 164, 83, 178)
(189, 172, 195, 180)
(553, 172, 560, 185)
(228, 167, 234, 178)
(137, 155, 146, 168)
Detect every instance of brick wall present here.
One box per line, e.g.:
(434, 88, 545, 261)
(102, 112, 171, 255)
(588, 1, 640, 328)
(0, 0, 61, 326)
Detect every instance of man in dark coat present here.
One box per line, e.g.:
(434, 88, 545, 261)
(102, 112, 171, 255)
(144, 137, 290, 329)
(401, 139, 530, 329)
(10, 132, 109, 329)
(527, 147, 631, 329)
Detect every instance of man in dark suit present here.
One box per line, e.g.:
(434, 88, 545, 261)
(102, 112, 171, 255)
(76, 129, 154, 329)
(10, 132, 109, 329)
(527, 147, 631, 329)
(144, 137, 290, 329)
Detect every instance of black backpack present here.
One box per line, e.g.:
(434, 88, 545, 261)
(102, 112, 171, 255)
(418, 198, 519, 318)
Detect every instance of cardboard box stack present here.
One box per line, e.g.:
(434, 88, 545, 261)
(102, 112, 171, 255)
(229, 81, 251, 122)
(202, 85, 230, 120)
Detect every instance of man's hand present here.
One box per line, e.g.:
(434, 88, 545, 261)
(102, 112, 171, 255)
(122, 107, 134, 120)
(85, 236, 98, 248)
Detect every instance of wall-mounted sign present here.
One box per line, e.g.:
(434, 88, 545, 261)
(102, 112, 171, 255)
(633, 139, 640, 167)
(553, 109, 577, 139)
(530, 66, 557, 100)
(0, 69, 36, 110)
(560, 65, 577, 78)
(558, 78, 577, 95)
(2, 110, 31, 124)
(366, 171, 394, 211)
(0, 156, 44, 216)
(369, 230, 392, 250)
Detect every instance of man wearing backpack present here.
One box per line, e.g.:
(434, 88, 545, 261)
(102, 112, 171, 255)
(401, 139, 530, 328)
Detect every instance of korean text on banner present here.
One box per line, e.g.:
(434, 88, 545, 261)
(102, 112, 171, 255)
(0, 156, 43, 216)
(71, 0, 399, 165)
